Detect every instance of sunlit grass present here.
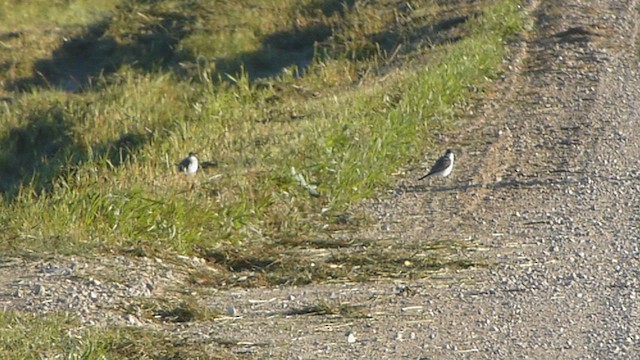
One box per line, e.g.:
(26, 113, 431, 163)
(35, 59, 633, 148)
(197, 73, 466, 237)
(0, 0, 118, 31)
(0, 0, 524, 257)
(0, 311, 231, 359)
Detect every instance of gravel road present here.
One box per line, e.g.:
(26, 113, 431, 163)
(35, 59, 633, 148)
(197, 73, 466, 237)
(1, 0, 639, 358)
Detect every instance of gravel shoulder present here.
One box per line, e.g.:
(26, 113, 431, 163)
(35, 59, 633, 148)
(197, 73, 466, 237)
(2, 0, 639, 358)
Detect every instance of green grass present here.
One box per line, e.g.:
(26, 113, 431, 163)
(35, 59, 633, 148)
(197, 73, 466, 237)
(0, 0, 524, 257)
(0, 0, 117, 30)
(0, 311, 233, 359)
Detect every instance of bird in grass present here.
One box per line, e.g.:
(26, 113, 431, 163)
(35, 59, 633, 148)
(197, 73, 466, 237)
(177, 152, 199, 174)
(418, 149, 454, 180)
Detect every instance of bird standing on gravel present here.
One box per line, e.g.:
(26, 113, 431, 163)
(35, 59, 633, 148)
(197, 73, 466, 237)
(177, 152, 199, 174)
(418, 149, 454, 180)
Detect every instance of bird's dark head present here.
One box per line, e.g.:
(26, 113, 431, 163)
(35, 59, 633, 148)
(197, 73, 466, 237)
(445, 149, 453, 155)
(188, 152, 197, 157)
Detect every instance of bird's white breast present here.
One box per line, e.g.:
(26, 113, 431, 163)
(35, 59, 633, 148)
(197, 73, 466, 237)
(187, 156, 198, 174)
(440, 153, 454, 177)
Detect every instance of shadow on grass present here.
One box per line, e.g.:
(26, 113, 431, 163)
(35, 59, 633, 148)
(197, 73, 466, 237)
(4, 0, 357, 90)
(1, 0, 191, 197)
(213, 1, 472, 82)
(5, 0, 474, 88)
(6, 0, 199, 92)
(214, 23, 331, 81)
(212, 0, 355, 82)
(0, 105, 151, 200)
(0, 106, 82, 197)
(0, 0, 479, 199)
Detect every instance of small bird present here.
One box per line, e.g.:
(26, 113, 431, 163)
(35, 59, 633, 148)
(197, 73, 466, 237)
(418, 149, 454, 180)
(177, 152, 199, 174)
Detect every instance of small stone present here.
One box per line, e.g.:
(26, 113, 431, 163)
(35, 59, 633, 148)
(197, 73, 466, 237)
(347, 332, 357, 344)
(124, 314, 142, 326)
(33, 284, 44, 296)
(226, 303, 238, 316)
(191, 257, 206, 266)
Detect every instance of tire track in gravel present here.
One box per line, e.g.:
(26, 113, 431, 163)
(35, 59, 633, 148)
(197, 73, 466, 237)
(396, 0, 640, 358)
(333, 0, 639, 358)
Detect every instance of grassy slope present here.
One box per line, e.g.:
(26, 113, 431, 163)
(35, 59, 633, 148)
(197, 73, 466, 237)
(0, 0, 523, 257)
(0, 0, 523, 355)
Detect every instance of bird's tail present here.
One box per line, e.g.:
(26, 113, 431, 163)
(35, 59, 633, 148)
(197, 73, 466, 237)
(200, 161, 218, 169)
